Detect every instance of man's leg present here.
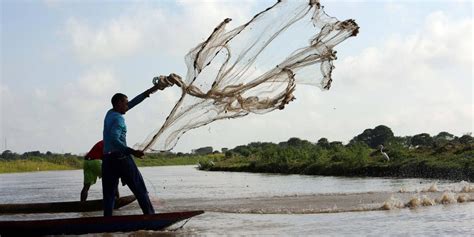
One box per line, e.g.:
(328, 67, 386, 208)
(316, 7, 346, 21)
(115, 187, 120, 199)
(102, 157, 119, 216)
(80, 184, 90, 202)
(83, 159, 101, 201)
(122, 157, 155, 215)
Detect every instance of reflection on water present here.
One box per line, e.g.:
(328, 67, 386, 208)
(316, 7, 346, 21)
(0, 165, 473, 235)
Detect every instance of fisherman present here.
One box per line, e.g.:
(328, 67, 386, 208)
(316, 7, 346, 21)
(102, 74, 178, 216)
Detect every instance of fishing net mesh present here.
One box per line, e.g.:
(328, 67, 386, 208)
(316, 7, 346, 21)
(136, 0, 359, 152)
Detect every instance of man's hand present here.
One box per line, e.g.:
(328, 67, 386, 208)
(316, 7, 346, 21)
(146, 73, 182, 97)
(153, 73, 181, 89)
(131, 149, 145, 158)
(153, 75, 171, 90)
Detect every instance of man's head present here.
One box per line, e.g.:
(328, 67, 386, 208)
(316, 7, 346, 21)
(111, 93, 128, 114)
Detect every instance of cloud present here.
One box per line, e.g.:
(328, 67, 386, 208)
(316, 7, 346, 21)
(66, 18, 143, 62)
(65, 1, 255, 63)
(1, 70, 120, 153)
(420, 11, 472, 67)
(75, 70, 119, 97)
(384, 2, 406, 13)
(333, 10, 472, 137)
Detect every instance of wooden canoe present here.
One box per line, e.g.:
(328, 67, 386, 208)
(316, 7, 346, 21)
(0, 210, 204, 236)
(0, 195, 136, 214)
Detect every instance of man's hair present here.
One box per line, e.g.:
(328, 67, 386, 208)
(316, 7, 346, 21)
(111, 93, 127, 107)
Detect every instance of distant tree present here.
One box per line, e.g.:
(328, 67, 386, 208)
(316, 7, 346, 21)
(435, 132, 455, 141)
(23, 151, 42, 157)
(2, 150, 12, 155)
(433, 131, 455, 147)
(316, 138, 330, 149)
(221, 148, 228, 153)
(390, 136, 411, 147)
(287, 137, 303, 146)
(193, 146, 213, 155)
(349, 128, 372, 146)
(1, 150, 15, 159)
(329, 141, 343, 149)
(411, 133, 433, 147)
(225, 150, 234, 158)
(350, 125, 394, 148)
(371, 125, 394, 147)
(458, 134, 473, 144)
(233, 145, 251, 156)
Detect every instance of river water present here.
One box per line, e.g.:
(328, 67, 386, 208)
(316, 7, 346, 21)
(0, 165, 473, 236)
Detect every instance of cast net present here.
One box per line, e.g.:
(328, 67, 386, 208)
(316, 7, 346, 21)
(136, 0, 359, 152)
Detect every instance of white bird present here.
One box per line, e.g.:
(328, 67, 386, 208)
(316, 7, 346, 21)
(379, 145, 390, 161)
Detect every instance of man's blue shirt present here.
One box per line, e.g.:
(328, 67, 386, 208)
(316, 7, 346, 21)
(103, 92, 148, 154)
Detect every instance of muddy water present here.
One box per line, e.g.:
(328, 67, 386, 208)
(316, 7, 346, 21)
(0, 165, 473, 235)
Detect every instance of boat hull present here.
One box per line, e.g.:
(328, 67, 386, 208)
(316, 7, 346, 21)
(0, 210, 204, 236)
(0, 195, 136, 214)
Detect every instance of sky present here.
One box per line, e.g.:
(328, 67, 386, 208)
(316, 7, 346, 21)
(0, 0, 472, 154)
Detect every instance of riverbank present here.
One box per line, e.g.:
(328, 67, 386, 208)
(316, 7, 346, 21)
(204, 159, 473, 181)
(198, 139, 474, 181)
(0, 156, 82, 173)
(2, 148, 472, 181)
(0, 154, 221, 174)
(0, 159, 80, 173)
(2, 134, 473, 181)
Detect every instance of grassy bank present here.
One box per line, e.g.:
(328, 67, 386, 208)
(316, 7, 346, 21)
(204, 155, 473, 181)
(0, 156, 83, 173)
(134, 153, 223, 167)
(0, 153, 222, 174)
(198, 139, 474, 181)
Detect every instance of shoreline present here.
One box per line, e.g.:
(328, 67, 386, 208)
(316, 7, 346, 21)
(205, 163, 473, 182)
(1, 159, 472, 182)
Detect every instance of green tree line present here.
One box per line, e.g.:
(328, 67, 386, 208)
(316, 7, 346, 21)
(199, 125, 473, 181)
(2, 125, 472, 180)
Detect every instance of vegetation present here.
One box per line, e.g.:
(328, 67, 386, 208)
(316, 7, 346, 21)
(1, 125, 472, 181)
(200, 125, 474, 181)
(0, 150, 222, 174)
(0, 153, 83, 173)
(134, 153, 222, 167)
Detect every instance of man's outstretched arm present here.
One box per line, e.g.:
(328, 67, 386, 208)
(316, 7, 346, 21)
(128, 74, 180, 110)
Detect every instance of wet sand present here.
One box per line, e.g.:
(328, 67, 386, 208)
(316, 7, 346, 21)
(154, 191, 474, 214)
